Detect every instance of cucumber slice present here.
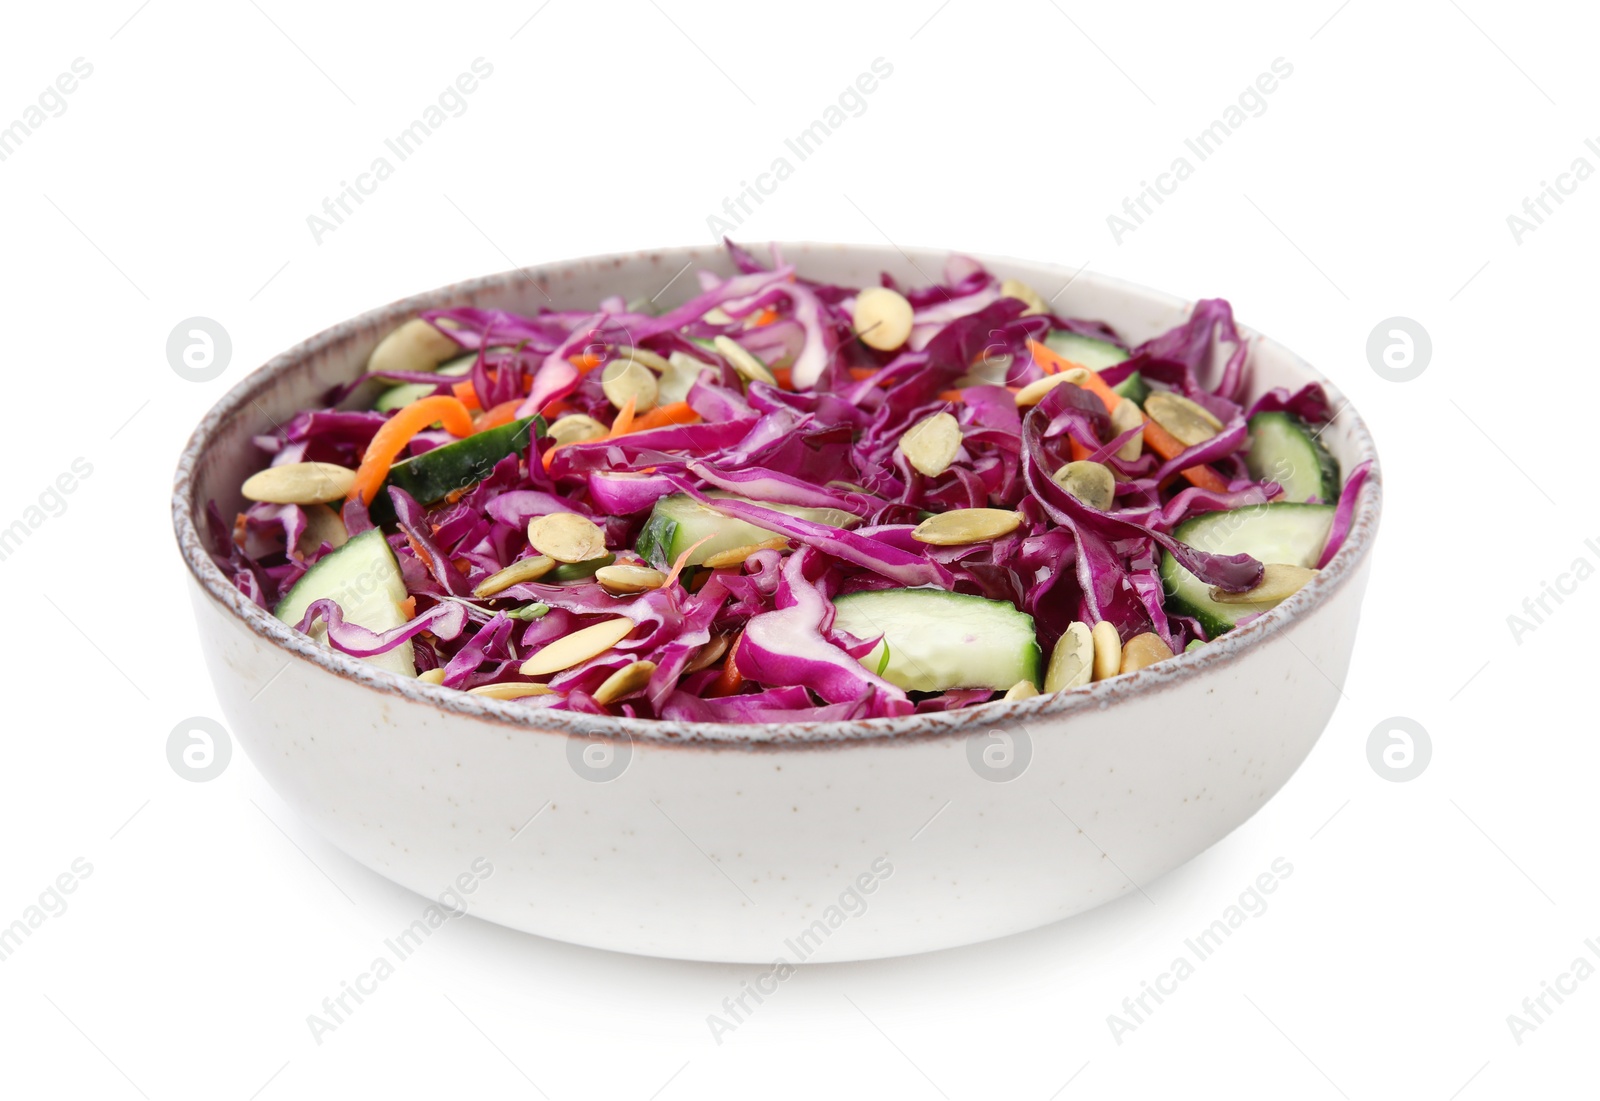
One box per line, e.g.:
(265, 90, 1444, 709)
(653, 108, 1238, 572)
(635, 493, 860, 568)
(274, 529, 415, 676)
(1043, 330, 1129, 371)
(370, 417, 541, 523)
(548, 553, 614, 583)
(1245, 412, 1340, 503)
(1160, 503, 1335, 636)
(831, 588, 1041, 692)
(374, 354, 476, 412)
(1111, 370, 1149, 404)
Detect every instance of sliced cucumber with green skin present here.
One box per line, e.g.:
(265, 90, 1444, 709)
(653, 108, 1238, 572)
(1044, 330, 1129, 371)
(1245, 412, 1340, 503)
(1160, 504, 1335, 637)
(548, 553, 614, 583)
(831, 588, 1041, 692)
(635, 493, 861, 568)
(274, 529, 415, 676)
(374, 354, 476, 411)
(1111, 370, 1149, 404)
(370, 417, 541, 523)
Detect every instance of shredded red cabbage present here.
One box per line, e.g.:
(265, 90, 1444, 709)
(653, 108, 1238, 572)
(211, 242, 1372, 721)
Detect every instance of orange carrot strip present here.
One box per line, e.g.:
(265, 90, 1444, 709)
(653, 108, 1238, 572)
(751, 308, 779, 327)
(628, 401, 701, 434)
(1027, 338, 1085, 378)
(708, 635, 744, 697)
(939, 389, 965, 403)
(664, 535, 713, 590)
(474, 399, 522, 433)
(449, 380, 482, 411)
(608, 395, 637, 438)
(1068, 438, 1093, 462)
(1142, 420, 1230, 492)
(569, 351, 603, 372)
(847, 366, 879, 381)
(350, 396, 474, 504)
(771, 366, 794, 390)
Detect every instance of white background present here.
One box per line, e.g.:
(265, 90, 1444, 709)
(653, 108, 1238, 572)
(1, 1, 1594, 1098)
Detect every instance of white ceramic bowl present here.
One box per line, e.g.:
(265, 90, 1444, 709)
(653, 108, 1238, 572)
(173, 244, 1381, 963)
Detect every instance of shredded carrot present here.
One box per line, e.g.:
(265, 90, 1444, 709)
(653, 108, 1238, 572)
(399, 596, 416, 619)
(751, 308, 779, 327)
(627, 401, 701, 434)
(663, 535, 713, 590)
(708, 635, 744, 697)
(350, 396, 474, 504)
(1068, 438, 1093, 462)
(473, 399, 523, 433)
(1028, 338, 1087, 377)
(569, 351, 603, 372)
(847, 366, 879, 381)
(1142, 420, 1230, 492)
(608, 395, 637, 439)
(449, 379, 484, 411)
(404, 535, 436, 573)
(771, 366, 794, 390)
(938, 388, 965, 403)
(541, 400, 575, 419)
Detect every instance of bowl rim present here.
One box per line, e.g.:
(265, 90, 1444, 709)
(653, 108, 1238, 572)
(172, 242, 1382, 748)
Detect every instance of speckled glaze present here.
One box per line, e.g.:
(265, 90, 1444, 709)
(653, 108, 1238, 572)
(173, 244, 1381, 962)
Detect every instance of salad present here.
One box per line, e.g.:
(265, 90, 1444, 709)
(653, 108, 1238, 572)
(209, 242, 1371, 722)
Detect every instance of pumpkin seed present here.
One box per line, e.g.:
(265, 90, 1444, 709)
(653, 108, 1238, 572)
(1044, 621, 1094, 692)
(911, 508, 1022, 545)
(1109, 398, 1145, 460)
(1090, 621, 1121, 681)
(297, 504, 349, 556)
(595, 563, 667, 594)
(712, 335, 777, 385)
(592, 660, 657, 705)
(242, 462, 357, 505)
(601, 357, 659, 414)
(417, 668, 446, 685)
(1052, 461, 1116, 511)
(473, 555, 556, 597)
(999, 278, 1048, 316)
(519, 617, 636, 676)
(701, 537, 789, 570)
(527, 513, 608, 564)
(367, 317, 460, 377)
(898, 412, 962, 477)
(1119, 632, 1174, 674)
(852, 286, 915, 351)
(617, 346, 672, 373)
(547, 413, 608, 447)
(1209, 563, 1318, 605)
(1144, 391, 1223, 447)
(1003, 679, 1039, 701)
(683, 634, 732, 673)
(1014, 369, 1091, 407)
(467, 682, 557, 699)
(662, 352, 710, 403)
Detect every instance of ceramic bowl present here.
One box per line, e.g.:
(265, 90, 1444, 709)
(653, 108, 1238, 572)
(172, 243, 1381, 963)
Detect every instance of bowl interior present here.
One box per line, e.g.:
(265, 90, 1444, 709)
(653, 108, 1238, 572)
(174, 243, 1380, 743)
